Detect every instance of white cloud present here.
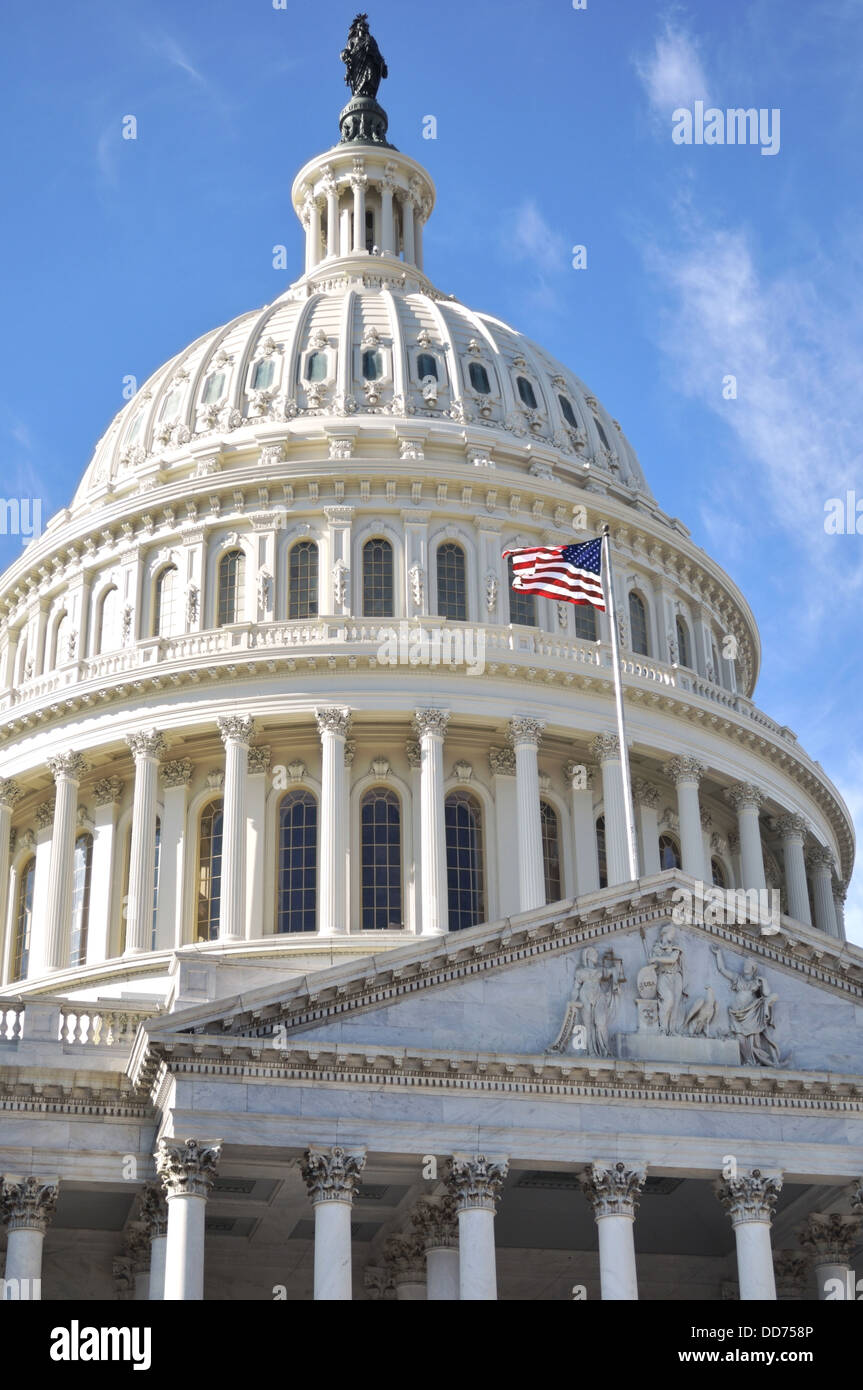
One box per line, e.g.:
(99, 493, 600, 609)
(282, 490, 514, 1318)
(635, 20, 710, 117)
(499, 200, 570, 314)
(149, 32, 206, 86)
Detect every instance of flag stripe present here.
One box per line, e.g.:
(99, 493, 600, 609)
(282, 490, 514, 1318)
(504, 537, 606, 612)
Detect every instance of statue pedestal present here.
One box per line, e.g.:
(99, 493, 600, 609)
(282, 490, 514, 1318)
(615, 1033, 741, 1065)
(339, 96, 392, 147)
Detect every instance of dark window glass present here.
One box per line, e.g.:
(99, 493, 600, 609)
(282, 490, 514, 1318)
(659, 835, 681, 871)
(436, 543, 467, 621)
(289, 541, 319, 619)
(558, 394, 578, 428)
(151, 818, 161, 950)
(594, 415, 610, 450)
(365, 208, 375, 251)
(253, 358, 275, 390)
(676, 617, 691, 668)
(417, 353, 438, 380)
(218, 549, 245, 626)
(277, 790, 317, 933)
(517, 376, 538, 409)
(363, 538, 394, 617)
(361, 789, 402, 930)
(12, 858, 36, 982)
(574, 604, 597, 641)
(711, 858, 727, 888)
(153, 566, 179, 638)
(198, 800, 223, 941)
(469, 361, 491, 395)
(70, 833, 94, 967)
(362, 349, 383, 381)
(306, 351, 327, 382)
(596, 815, 607, 889)
(445, 792, 485, 931)
(628, 592, 649, 656)
(541, 801, 562, 903)
(507, 555, 536, 627)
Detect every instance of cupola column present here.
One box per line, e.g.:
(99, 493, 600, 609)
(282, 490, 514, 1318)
(156, 1138, 221, 1301)
(401, 192, 415, 262)
(592, 734, 630, 887)
(42, 752, 88, 973)
(566, 762, 600, 895)
(414, 709, 450, 935)
(125, 731, 167, 955)
(157, 759, 194, 951)
(664, 757, 706, 878)
(302, 1146, 366, 1300)
(833, 883, 847, 940)
(323, 169, 339, 259)
(316, 707, 351, 935)
(776, 815, 811, 926)
(632, 779, 661, 877)
(0, 1174, 59, 1299)
(351, 163, 367, 254)
(217, 715, 255, 941)
(509, 717, 546, 911)
(0, 780, 23, 957)
(808, 847, 839, 937)
(724, 783, 767, 890)
(88, 776, 124, 964)
(380, 169, 395, 256)
(581, 1162, 646, 1301)
(716, 1168, 782, 1301)
(444, 1155, 508, 1301)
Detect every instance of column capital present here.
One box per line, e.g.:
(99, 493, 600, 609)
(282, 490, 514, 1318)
(591, 732, 620, 764)
(716, 1168, 782, 1226)
(47, 751, 88, 782)
(315, 706, 352, 739)
(363, 1266, 396, 1300)
(724, 782, 765, 813)
(217, 715, 255, 748)
(444, 1154, 509, 1213)
(154, 1138, 222, 1199)
(412, 1195, 459, 1251)
(0, 777, 23, 810)
(631, 777, 660, 808)
(773, 1250, 810, 1298)
(508, 716, 544, 749)
(301, 1145, 366, 1205)
(581, 1161, 646, 1220)
(125, 729, 167, 762)
(138, 1182, 168, 1239)
(160, 758, 193, 788)
(775, 813, 808, 841)
(405, 739, 422, 769)
(664, 755, 705, 787)
(92, 776, 125, 806)
(413, 708, 451, 740)
(124, 1221, 152, 1274)
(248, 745, 272, 775)
(851, 1178, 863, 1215)
(34, 797, 55, 829)
(383, 1233, 427, 1286)
(798, 1211, 860, 1264)
(488, 746, 516, 777)
(0, 1175, 60, 1233)
(807, 845, 835, 874)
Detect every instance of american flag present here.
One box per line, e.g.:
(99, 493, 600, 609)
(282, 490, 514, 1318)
(503, 536, 606, 610)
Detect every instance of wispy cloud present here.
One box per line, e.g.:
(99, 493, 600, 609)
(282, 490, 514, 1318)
(148, 32, 206, 86)
(635, 19, 710, 119)
(499, 199, 570, 313)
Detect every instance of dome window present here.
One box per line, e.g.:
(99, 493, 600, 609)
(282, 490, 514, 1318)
(558, 394, 578, 428)
(362, 348, 383, 381)
(159, 388, 181, 421)
(675, 616, 691, 669)
(596, 815, 607, 889)
(70, 833, 94, 968)
(436, 542, 467, 622)
(507, 555, 536, 627)
(574, 604, 597, 642)
(711, 858, 727, 888)
(217, 549, 245, 627)
(362, 538, 394, 617)
(289, 540, 319, 620)
(540, 801, 562, 904)
(628, 591, 649, 656)
(361, 788, 402, 929)
(153, 565, 180, 638)
(469, 362, 491, 395)
(593, 414, 611, 450)
(197, 800, 223, 942)
(516, 376, 538, 410)
(11, 857, 36, 982)
(125, 410, 143, 444)
(659, 835, 682, 871)
(417, 353, 438, 381)
(306, 351, 328, 382)
(202, 371, 225, 405)
(252, 358, 275, 390)
(445, 791, 485, 931)
(277, 789, 318, 933)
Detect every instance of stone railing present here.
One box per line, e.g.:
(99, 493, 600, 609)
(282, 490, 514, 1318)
(0, 1002, 25, 1041)
(59, 1004, 160, 1048)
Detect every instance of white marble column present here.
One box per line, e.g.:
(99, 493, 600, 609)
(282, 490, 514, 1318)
(380, 170, 395, 255)
(324, 171, 339, 259)
(87, 777, 123, 964)
(632, 778, 661, 877)
(808, 847, 839, 937)
(664, 757, 705, 877)
(489, 747, 520, 915)
(246, 746, 270, 939)
(155, 1138, 221, 1301)
(509, 718, 545, 911)
(401, 192, 416, 262)
(301, 1145, 366, 1300)
(316, 708, 351, 935)
(445, 1155, 508, 1301)
(43, 751, 88, 972)
(217, 715, 255, 941)
(833, 883, 847, 941)
(582, 1161, 645, 1300)
(27, 802, 54, 978)
(0, 1175, 59, 1299)
(125, 731, 166, 955)
(592, 734, 629, 887)
(565, 761, 600, 895)
(724, 783, 767, 891)
(414, 709, 450, 934)
(385, 1234, 428, 1300)
(351, 165, 367, 253)
(139, 1183, 169, 1301)
(776, 814, 812, 925)
(413, 1196, 460, 1300)
(0, 780, 22, 961)
(716, 1168, 782, 1300)
(125, 1225, 151, 1301)
(157, 759, 193, 951)
(799, 1212, 859, 1300)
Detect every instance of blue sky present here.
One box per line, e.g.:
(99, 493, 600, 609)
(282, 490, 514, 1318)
(1, 0, 861, 937)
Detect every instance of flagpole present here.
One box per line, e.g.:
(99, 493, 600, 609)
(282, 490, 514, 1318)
(601, 522, 640, 882)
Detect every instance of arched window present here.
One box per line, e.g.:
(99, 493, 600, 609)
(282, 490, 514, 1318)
(659, 834, 681, 871)
(252, 358, 275, 390)
(197, 799, 223, 941)
(675, 616, 691, 669)
(202, 371, 225, 404)
(507, 555, 536, 627)
(125, 409, 144, 445)
(574, 604, 597, 641)
(15, 634, 28, 686)
(360, 788, 402, 930)
(445, 791, 485, 931)
(96, 586, 122, 654)
(596, 814, 607, 889)
(288, 541, 319, 620)
(558, 394, 578, 428)
(362, 348, 383, 381)
(70, 833, 93, 967)
(469, 361, 491, 395)
(711, 857, 727, 888)
(52, 611, 71, 668)
(593, 414, 610, 450)
(153, 565, 180, 638)
(277, 789, 317, 933)
(362, 538, 394, 617)
(516, 376, 538, 409)
(159, 388, 181, 421)
(11, 858, 35, 982)
(217, 549, 245, 626)
(540, 801, 562, 903)
(628, 591, 649, 656)
(436, 543, 467, 621)
(417, 352, 438, 380)
(306, 351, 327, 382)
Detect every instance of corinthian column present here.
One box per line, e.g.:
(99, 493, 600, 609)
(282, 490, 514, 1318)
(592, 734, 629, 887)
(664, 757, 705, 877)
(301, 1145, 366, 1300)
(0, 779, 23, 972)
(315, 708, 351, 935)
(775, 814, 811, 925)
(155, 1138, 222, 1301)
(217, 715, 255, 941)
(125, 730, 167, 955)
(384, 1234, 427, 1301)
(139, 1182, 169, 1301)
(799, 1212, 860, 1299)
(509, 718, 545, 911)
(808, 847, 839, 937)
(631, 778, 661, 877)
(445, 1154, 508, 1301)
(724, 783, 767, 890)
(581, 1161, 646, 1300)
(0, 1175, 59, 1299)
(413, 1195, 460, 1300)
(716, 1168, 782, 1300)
(414, 709, 450, 934)
(43, 751, 88, 972)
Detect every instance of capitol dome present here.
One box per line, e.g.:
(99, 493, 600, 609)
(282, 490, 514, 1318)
(0, 16, 859, 1307)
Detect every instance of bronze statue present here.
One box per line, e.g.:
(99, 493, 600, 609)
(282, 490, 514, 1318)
(341, 13, 388, 99)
